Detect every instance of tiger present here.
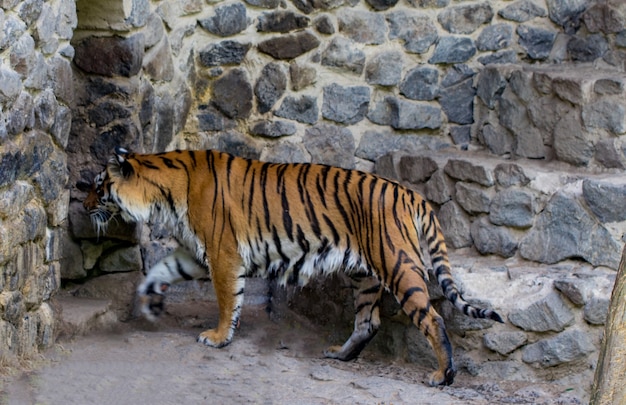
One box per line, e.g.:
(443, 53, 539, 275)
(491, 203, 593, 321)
(83, 147, 503, 386)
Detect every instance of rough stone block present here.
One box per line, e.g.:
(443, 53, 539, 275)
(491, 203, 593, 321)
(489, 188, 534, 228)
(444, 159, 494, 186)
(365, 50, 403, 86)
(255, 62, 287, 114)
(258, 31, 320, 60)
(517, 25, 557, 60)
(198, 40, 250, 67)
(509, 291, 574, 332)
(321, 36, 365, 74)
(553, 109, 593, 166)
(438, 3, 493, 34)
(483, 331, 527, 355)
(337, 9, 385, 45)
(470, 217, 518, 258)
(439, 79, 474, 124)
(386, 12, 437, 54)
(522, 329, 594, 367)
(498, 0, 547, 23)
(322, 83, 370, 124)
(399, 66, 439, 101)
(584, 296, 609, 325)
(582, 178, 626, 223)
(494, 163, 530, 188)
(274, 95, 318, 124)
(582, 98, 626, 134)
(425, 169, 453, 205)
(198, 2, 248, 37)
(289, 62, 316, 91)
(438, 201, 472, 249)
(257, 10, 309, 33)
(304, 124, 355, 169)
(456, 182, 492, 215)
(428, 36, 476, 64)
(388, 98, 442, 130)
(398, 155, 438, 184)
(476, 23, 513, 51)
(249, 120, 296, 138)
(519, 191, 622, 269)
(211, 68, 252, 119)
(73, 34, 144, 77)
(99, 245, 143, 273)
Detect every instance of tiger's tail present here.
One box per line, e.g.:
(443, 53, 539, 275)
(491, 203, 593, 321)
(417, 200, 504, 323)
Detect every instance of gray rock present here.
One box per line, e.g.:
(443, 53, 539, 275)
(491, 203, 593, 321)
(198, 40, 250, 67)
(257, 10, 309, 33)
(142, 37, 174, 82)
(18, 0, 44, 27)
(365, 50, 403, 86)
(429, 36, 476, 64)
(211, 69, 253, 119)
(210, 130, 262, 160)
(441, 64, 475, 88)
(198, 2, 248, 37)
(321, 36, 365, 74)
(304, 124, 355, 169)
(250, 120, 296, 138)
(99, 246, 143, 273)
(522, 329, 594, 367)
(517, 25, 557, 60)
(438, 201, 472, 248)
(399, 66, 439, 101)
(143, 13, 165, 49)
(481, 123, 513, 155)
(490, 189, 534, 228)
(197, 105, 229, 132)
(444, 159, 494, 186)
(584, 296, 609, 325)
(374, 153, 400, 181)
(553, 277, 591, 306)
(356, 130, 450, 162)
(322, 83, 370, 124)
(449, 125, 471, 145)
(409, 0, 449, 7)
(546, 0, 587, 33)
(387, 12, 438, 54)
(483, 331, 527, 355)
(364, 0, 398, 11)
(337, 9, 385, 45)
(470, 216, 518, 257)
(519, 191, 622, 269)
(439, 78, 474, 125)
(595, 138, 626, 169)
(438, 3, 494, 34)
(567, 34, 609, 62)
(425, 170, 453, 205)
(398, 155, 438, 183)
(263, 142, 309, 163)
(33, 89, 57, 131)
(73, 35, 144, 77)
(553, 109, 593, 166)
(477, 24, 513, 51)
(582, 178, 626, 223)
(475, 66, 507, 109)
(584, 3, 626, 34)
(313, 15, 334, 35)
(0, 66, 22, 106)
(274, 95, 318, 124)
(255, 63, 287, 114)
(494, 163, 530, 188)
(258, 31, 320, 60)
(289, 62, 316, 90)
(244, 0, 280, 8)
(456, 182, 492, 215)
(499, 87, 545, 159)
(387, 98, 442, 130)
(291, 0, 346, 14)
(0, 291, 24, 324)
(498, 0, 547, 22)
(7, 92, 34, 136)
(509, 291, 575, 332)
(478, 50, 518, 65)
(582, 98, 626, 135)
(594, 78, 625, 95)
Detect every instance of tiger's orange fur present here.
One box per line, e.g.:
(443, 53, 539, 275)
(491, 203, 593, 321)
(84, 148, 503, 386)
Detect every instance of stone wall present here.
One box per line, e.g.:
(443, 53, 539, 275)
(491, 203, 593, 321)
(0, 0, 76, 360)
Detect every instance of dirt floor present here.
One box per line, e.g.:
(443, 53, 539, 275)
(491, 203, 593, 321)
(0, 302, 585, 405)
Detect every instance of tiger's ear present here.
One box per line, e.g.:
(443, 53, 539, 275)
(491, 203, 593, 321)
(113, 147, 134, 179)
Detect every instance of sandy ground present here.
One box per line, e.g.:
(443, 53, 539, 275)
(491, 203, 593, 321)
(1, 303, 585, 405)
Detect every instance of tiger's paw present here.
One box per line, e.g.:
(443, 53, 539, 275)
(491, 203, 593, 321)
(323, 345, 343, 359)
(428, 367, 456, 387)
(197, 329, 232, 349)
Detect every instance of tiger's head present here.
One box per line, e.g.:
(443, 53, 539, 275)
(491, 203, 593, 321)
(83, 169, 121, 235)
(83, 147, 156, 232)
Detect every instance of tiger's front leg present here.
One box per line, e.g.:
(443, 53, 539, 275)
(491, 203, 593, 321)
(324, 275, 382, 361)
(197, 259, 246, 348)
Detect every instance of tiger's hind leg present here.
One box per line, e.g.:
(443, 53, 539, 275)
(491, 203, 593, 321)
(197, 258, 246, 348)
(393, 268, 455, 386)
(324, 275, 382, 361)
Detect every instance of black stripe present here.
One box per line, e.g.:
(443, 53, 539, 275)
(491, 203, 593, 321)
(176, 258, 194, 280)
(400, 286, 424, 308)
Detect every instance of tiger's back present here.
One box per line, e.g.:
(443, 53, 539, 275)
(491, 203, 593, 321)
(85, 148, 503, 386)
